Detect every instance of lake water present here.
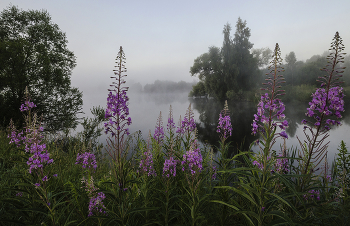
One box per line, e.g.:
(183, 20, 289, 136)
(85, 90, 350, 164)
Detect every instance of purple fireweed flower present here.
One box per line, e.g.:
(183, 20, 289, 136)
(303, 86, 344, 131)
(88, 192, 107, 217)
(76, 152, 98, 170)
(252, 96, 288, 136)
(299, 32, 346, 175)
(212, 165, 218, 180)
(177, 104, 196, 135)
(163, 156, 178, 177)
(104, 47, 132, 163)
(19, 100, 36, 112)
(8, 93, 54, 180)
(16, 192, 23, 197)
(275, 154, 289, 173)
(261, 207, 265, 212)
(303, 190, 320, 201)
(167, 105, 176, 132)
(53, 174, 58, 177)
(154, 111, 165, 143)
(253, 160, 264, 170)
(139, 150, 156, 176)
(104, 90, 131, 136)
(217, 102, 232, 140)
(34, 183, 41, 187)
(42, 176, 48, 181)
(251, 43, 288, 167)
(181, 143, 203, 175)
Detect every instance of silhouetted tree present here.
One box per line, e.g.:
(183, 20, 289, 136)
(0, 5, 82, 132)
(190, 18, 259, 100)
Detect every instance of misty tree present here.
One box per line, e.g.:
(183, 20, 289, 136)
(190, 18, 259, 100)
(252, 47, 272, 68)
(0, 5, 83, 132)
(285, 51, 297, 86)
(232, 17, 259, 91)
(341, 54, 350, 86)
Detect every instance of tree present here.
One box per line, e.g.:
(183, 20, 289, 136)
(285, 51, 297, 86)
(252, 47, 272, 68)
(232, 17, 259, 90)
(0, 5, 83, 132)
(190, 18, 258, 100)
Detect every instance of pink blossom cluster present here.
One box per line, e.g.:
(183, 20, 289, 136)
(177, 105, 196, 134)
(88, 192, 107, 217)
(8, 100, 54, 185)
(75, 152, 97, 170)
(303, 190, 320, 201)
(302, 86, 344, 131)
(104, 90, 132, 137)
(216, 113, 232, 139)
(252, 93, 288, 139)
(163, 157, 177, 177)
(275, 155, 289, 173)
(19, 100, 36, 112)
(154, 112, 165, 143)
(139, 150, 156, 176)
(181, 146, 203, 175)
(212, 165, 218, 180)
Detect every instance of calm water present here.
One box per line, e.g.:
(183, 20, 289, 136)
(90, 91, 350, 163)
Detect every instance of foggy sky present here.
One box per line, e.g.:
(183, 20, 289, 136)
(2, 0, 350, 116)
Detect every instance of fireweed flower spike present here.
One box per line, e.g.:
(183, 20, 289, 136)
(217, 100, 232, 142)
(181, 141, 203, 176)
(154, 111, 165, 144)
(77, 152, 107, 217)
(163, 156, 178, 178)
(299, 32, 346, 175)
(167, 105, 176, 133)
(251, 43, 288, 160)
(9, 88, 54, 182)
(177, 104, 196, 135)
(139, 149, 157, 177)
(75, 152, 98, 171)
(104, 46, 132, 163)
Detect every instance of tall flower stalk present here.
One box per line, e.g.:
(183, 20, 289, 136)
(76, 152, 106, 217)
(8, 87, 56, 225)
(104, 46, 132, 190)
(104, 46, 132, 163)
(154, 111, 165, 144)
(298, 32, 345, 176)
(252, 43, 288, 169)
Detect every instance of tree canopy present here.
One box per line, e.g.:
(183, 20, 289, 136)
(190, 18, 259, 100)
(0, 5, 82, 132)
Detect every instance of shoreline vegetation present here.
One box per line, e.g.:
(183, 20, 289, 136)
(1, 33, 350, 226)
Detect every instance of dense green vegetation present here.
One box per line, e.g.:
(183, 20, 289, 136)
(0, 5, 83, 133)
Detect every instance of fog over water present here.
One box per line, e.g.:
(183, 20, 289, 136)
(76, 83, 350, 165)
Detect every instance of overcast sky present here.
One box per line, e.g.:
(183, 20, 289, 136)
(2, 0, 350, 97)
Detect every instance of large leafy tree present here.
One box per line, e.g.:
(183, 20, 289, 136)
(0, 5, 82, 132)
(232, 17, 259, 90)
(190, 18, 259, 100)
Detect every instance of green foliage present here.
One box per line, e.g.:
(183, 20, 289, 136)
(189, 81, 206, 97)
(190, 18, 259, 100)
(334, 141, 350, 188)
(77, 106, 107, 152)
(0, 5, 82, 133)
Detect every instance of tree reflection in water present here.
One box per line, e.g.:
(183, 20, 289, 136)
(190, 98, 350, 159)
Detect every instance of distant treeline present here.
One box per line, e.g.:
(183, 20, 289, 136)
(273, 51, 350, 87)
(129, 80, 196, 93)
